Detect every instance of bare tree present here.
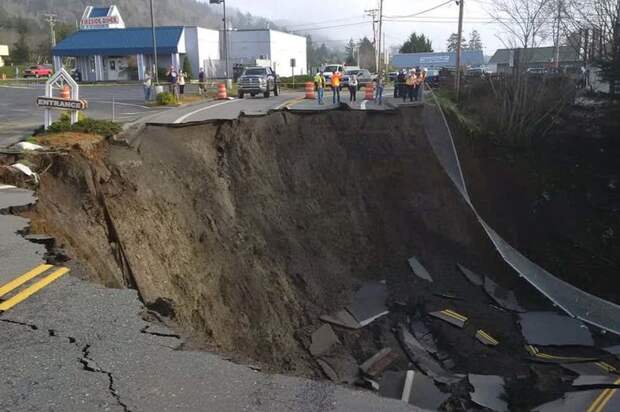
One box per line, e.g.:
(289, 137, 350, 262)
(487, 0, 555, 49)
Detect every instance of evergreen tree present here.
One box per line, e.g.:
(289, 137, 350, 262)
(468, 30, 483, 50)
(358, 37, 376, 71)
(344, 38, 356, 66)
(446, 33, 467, 53)
(12, 18, 31, 64)
(399, 32, 433, 53)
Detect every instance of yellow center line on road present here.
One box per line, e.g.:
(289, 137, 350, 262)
(442, 309, 468, 322)
(275, 97, 305, 110)
(588, 378, 620, 412)
(0, 267, 70, 312)
(0, 264, 53, 297)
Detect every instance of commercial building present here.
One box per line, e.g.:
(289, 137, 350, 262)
(489, 46, 581, 74)
(392, 50, 485, 70)
(227, 29, 307, 76)
(0, 45, 8, 67)
(52, 6, 308, 81)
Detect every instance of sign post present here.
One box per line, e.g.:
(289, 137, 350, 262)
(290, 58, 296, 88)
(38, 68, 87, 130)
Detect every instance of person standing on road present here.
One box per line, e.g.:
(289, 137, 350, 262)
(349, 72, 358, 102)
(375, 72, 384, 105)
(331, 67, 342, 104)
(405, 70, 416, 102)
(418, 68, 427, 101)
(314, 70, 326, 105)
(395, 69, 406, 98)
(166, 66, 179, 100)
(178, 70, 186, 101)
(143, 70, 152, 101)
(198, 68, 206, 97)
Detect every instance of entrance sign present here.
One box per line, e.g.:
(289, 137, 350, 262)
(39, 68, 86, 130)
(37, 97, 87, 110)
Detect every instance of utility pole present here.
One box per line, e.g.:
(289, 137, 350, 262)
(365, 8, 379, 73)
(150, 0, 159, 83)
(378, 0, 384, 76)
(455, 0, 464, 101)
(223, 0, 230, 86)
(44, 14, 57, 47)
(554, 0, 563, 69)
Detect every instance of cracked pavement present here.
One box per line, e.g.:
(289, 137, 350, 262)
(0, 190, 415, 412)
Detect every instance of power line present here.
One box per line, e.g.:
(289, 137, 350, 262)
(291, 20, 372, 33)
(384, 0, 455, 19)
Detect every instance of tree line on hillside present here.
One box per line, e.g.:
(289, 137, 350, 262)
(395, 30, 484, 55)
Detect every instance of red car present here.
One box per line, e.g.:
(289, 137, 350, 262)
(23, 65, 53, 78)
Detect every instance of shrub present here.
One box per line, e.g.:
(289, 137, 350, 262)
(157, 91, 178, 106)
(36, 113, 122, 138)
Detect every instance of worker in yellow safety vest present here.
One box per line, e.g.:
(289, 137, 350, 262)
(314, 71, 326, 105)
(404, 70, 417, 102)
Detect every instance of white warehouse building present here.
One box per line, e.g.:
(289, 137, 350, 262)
(227, 29, 307, 76)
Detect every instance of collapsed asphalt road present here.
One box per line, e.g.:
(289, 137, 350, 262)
(2, 95, 620, 411)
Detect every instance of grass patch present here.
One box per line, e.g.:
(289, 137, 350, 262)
(433, 89, 483, 138)
(34, 112, 122, 138)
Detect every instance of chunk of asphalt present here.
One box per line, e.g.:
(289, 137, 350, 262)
(316, 345, 359, 384)
(603, 345, 620, 357)
(309, 324, 340, 356)
(519, 312, 595, 347)
(429, 309, 468, 329)
(483, 276, 526, 313)
(396, 325, 461, 384)
(379, 370, 406, 400)
(359, 347, 399, 378)
(468, 374, 509, 412)
(457, 264, 484, 287)
(561, 362, 620, 387)
(409, 319, 439, 355)
(475, 330, 500, 347)
(525, 345, 600, 364)
(319, 310, 361, 330)
(532, 389, 620, 412)
(407, 256, 433, 282)
(380, 370, 450, 410)
(346, 282, 389, 327)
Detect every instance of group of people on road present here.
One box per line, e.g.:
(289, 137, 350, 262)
(313, 66, 386, 106)
(142, 66, 192, 102)
(394, 67, 427, 102)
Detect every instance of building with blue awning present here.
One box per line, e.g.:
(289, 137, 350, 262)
(392, 50, 485, 70)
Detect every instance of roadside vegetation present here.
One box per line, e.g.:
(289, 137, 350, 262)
(33, 112, 122, 138)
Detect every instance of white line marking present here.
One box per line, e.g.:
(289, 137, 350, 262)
(401, 370, 415, 402)
(361, 100, 368, 110)
(173, 99, 236, 124)
(88, 100, 150, 109)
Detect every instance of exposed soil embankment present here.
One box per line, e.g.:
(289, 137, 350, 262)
(28, 108, 517, 376)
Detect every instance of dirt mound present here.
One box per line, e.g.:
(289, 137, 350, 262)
(28, 108, 519, 375)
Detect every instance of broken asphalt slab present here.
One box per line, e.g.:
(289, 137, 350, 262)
(519, 312, 595, 347)
(468, 374, 508, 412)
(533, 389, 620, 412)
(429, 309, 468, 329)
(457, 264, 484, 287)
(380, 370, 450, 410)
(319, 309, 361, 330)
(407, 256, 433, 282)
(561, 362, 620, 387)
(309, 324, 340, 356)
(483, 275, 525, 312)
(360, 347, 399, 378)
(346, 281, 389, 327)
(396, 325, 461, 384)
(0, 186, 36, 210)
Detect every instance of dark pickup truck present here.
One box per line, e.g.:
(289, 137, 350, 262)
(237, 66, 279, 98)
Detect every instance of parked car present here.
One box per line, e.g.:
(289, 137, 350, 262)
(237, 66, 279, 98)
(388, 71, 399, 82)
(465, 67, 486, 77)
(341, 69, 375, 90)
(527, 67, 546, 75)
(23, 65, 53, 78)
(426, 69, 440, 88)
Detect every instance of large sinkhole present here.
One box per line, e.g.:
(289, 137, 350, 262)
(29, 108, 524, 377)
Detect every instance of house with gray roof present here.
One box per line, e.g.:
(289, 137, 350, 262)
(488, 46, 581, 74)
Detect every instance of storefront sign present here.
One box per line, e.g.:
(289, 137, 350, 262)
(37, 97, 87, 110)
(420, 55, 450, 64)
(80, 16, 120, 27)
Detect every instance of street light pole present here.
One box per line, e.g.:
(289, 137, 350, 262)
(150, 0, 159, 84)
(378, 0, 384, 76)
(455, 0, 464, 101)
(223, 0, 230, 84)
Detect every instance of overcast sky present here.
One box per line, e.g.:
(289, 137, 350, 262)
(222, 0, 523, 55)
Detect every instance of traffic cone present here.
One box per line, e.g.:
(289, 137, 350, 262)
(60, 84, 71, 100)
(304, 81, 315, 99)
(364, 82, 374, 100)
(216, 83, 229, 100)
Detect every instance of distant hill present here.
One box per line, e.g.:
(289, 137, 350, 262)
(0, 0, 279, 47)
